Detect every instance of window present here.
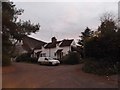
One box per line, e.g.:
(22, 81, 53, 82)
(42, 53, 46, 57)
(45, 58, 48, 60)
(54, 52, 56, 56)
(40, 54, 42, 57)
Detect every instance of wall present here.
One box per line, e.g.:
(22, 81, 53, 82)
(34, 40, 75, 58)
(61, 46, 70, 56)
(41, 46, 56, 58)
(49, 48, 57, 58)
(40, 46, 70, 59)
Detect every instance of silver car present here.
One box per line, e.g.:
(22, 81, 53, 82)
(38, 57, 60, 65)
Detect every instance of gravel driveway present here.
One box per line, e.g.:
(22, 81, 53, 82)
(2, 62, 118, 88)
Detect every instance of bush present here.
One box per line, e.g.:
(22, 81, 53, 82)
(30, 57, 38, 63)
(2, 54, 11, 66)
(84, 36, 119, 58)
(61, 52, 81, 65)
(16, 53, 29, 62)
(82, 57, 119, 75)
(16, 53, 38, 63)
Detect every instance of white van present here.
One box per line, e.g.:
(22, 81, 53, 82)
(38, 57, 60, 66)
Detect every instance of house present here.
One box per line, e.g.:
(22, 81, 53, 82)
(33, 37, 76, 60)
(14, 35, 47, 56)
(15, 36, 79, 60)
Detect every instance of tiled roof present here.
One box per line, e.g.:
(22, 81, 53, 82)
(44, 41, 61, 49)
(22, 36, 47, 51)
(22, 36, 74, 50)
(44, 39, 73, 48)
(59, 39, 73, 47)
(55, 49, 63, 53)
(34, 45, 43, 50)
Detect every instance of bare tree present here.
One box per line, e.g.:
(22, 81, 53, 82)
(100, 12, 115, 22)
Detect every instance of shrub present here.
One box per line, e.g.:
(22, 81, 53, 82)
(16, 53, 38, 63)
(61, 52, 81, 65)
(2, 54, 11, 66)
(82, 57, 119, 75)
(30, 57, 38, 63)
(16, 53, 29, 62)
(84, 35, 119, 58)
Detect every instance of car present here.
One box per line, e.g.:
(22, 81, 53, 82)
(38, 57, 60, 66)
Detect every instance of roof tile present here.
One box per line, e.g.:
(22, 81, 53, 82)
(59, 39, 73, 47)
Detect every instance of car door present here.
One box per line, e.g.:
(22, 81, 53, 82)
(44, 57, 49, 64)
(40, 57, 45, 64)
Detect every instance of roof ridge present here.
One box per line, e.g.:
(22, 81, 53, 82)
(25, 36, 47, 44)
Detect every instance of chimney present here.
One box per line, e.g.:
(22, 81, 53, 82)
(51, 37, 57, 43)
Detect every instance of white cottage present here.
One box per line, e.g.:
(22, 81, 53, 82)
(33, 37, 76, 60)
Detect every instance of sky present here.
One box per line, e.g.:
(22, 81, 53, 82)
(12, 0, 119, 42)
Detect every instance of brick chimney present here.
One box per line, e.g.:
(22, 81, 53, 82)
(51, 37, 57, 43)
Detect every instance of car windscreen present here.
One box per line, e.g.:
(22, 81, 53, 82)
(47, 57, 53, 60)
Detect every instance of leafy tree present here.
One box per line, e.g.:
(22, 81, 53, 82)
(82, 12, 120, 75)
(85, 13, 118, 58)
(78, 27, 93, 58)
(78, 27, 93, 45)
(2, 1, 40, 66)
(98, 20, 116, 35)
(82, 27, 92, 37)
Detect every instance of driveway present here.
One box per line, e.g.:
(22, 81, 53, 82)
(2, 62, 118, 88)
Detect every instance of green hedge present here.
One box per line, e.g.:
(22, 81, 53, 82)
(61, 52, 81, 65)
(16, 53, 38, 63)
(82, 57, 119, 75)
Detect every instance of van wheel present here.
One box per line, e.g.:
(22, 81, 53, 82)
(49, 62, 53, 65)
(38, 62, 41, 65)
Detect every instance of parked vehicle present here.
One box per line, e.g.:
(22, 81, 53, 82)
(38, 57, 60, 66)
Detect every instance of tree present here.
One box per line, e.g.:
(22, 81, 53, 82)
(84, 13, 118, 58)
(78, 27, 93, 58)
(78, 27, 93, 45)
(82, 12, 120, 75)
(2, 1, 40, 66)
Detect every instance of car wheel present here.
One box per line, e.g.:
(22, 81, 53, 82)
(38, 62, 42, 65)
(55, 63, 59, 66)
(49, 62, 53, 65)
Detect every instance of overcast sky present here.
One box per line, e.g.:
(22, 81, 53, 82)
(12, 0, 118, 42)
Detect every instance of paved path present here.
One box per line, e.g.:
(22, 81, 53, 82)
(2, 62, 118, 88)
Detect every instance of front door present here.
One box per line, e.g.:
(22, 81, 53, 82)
(57, 52, 63, 60)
